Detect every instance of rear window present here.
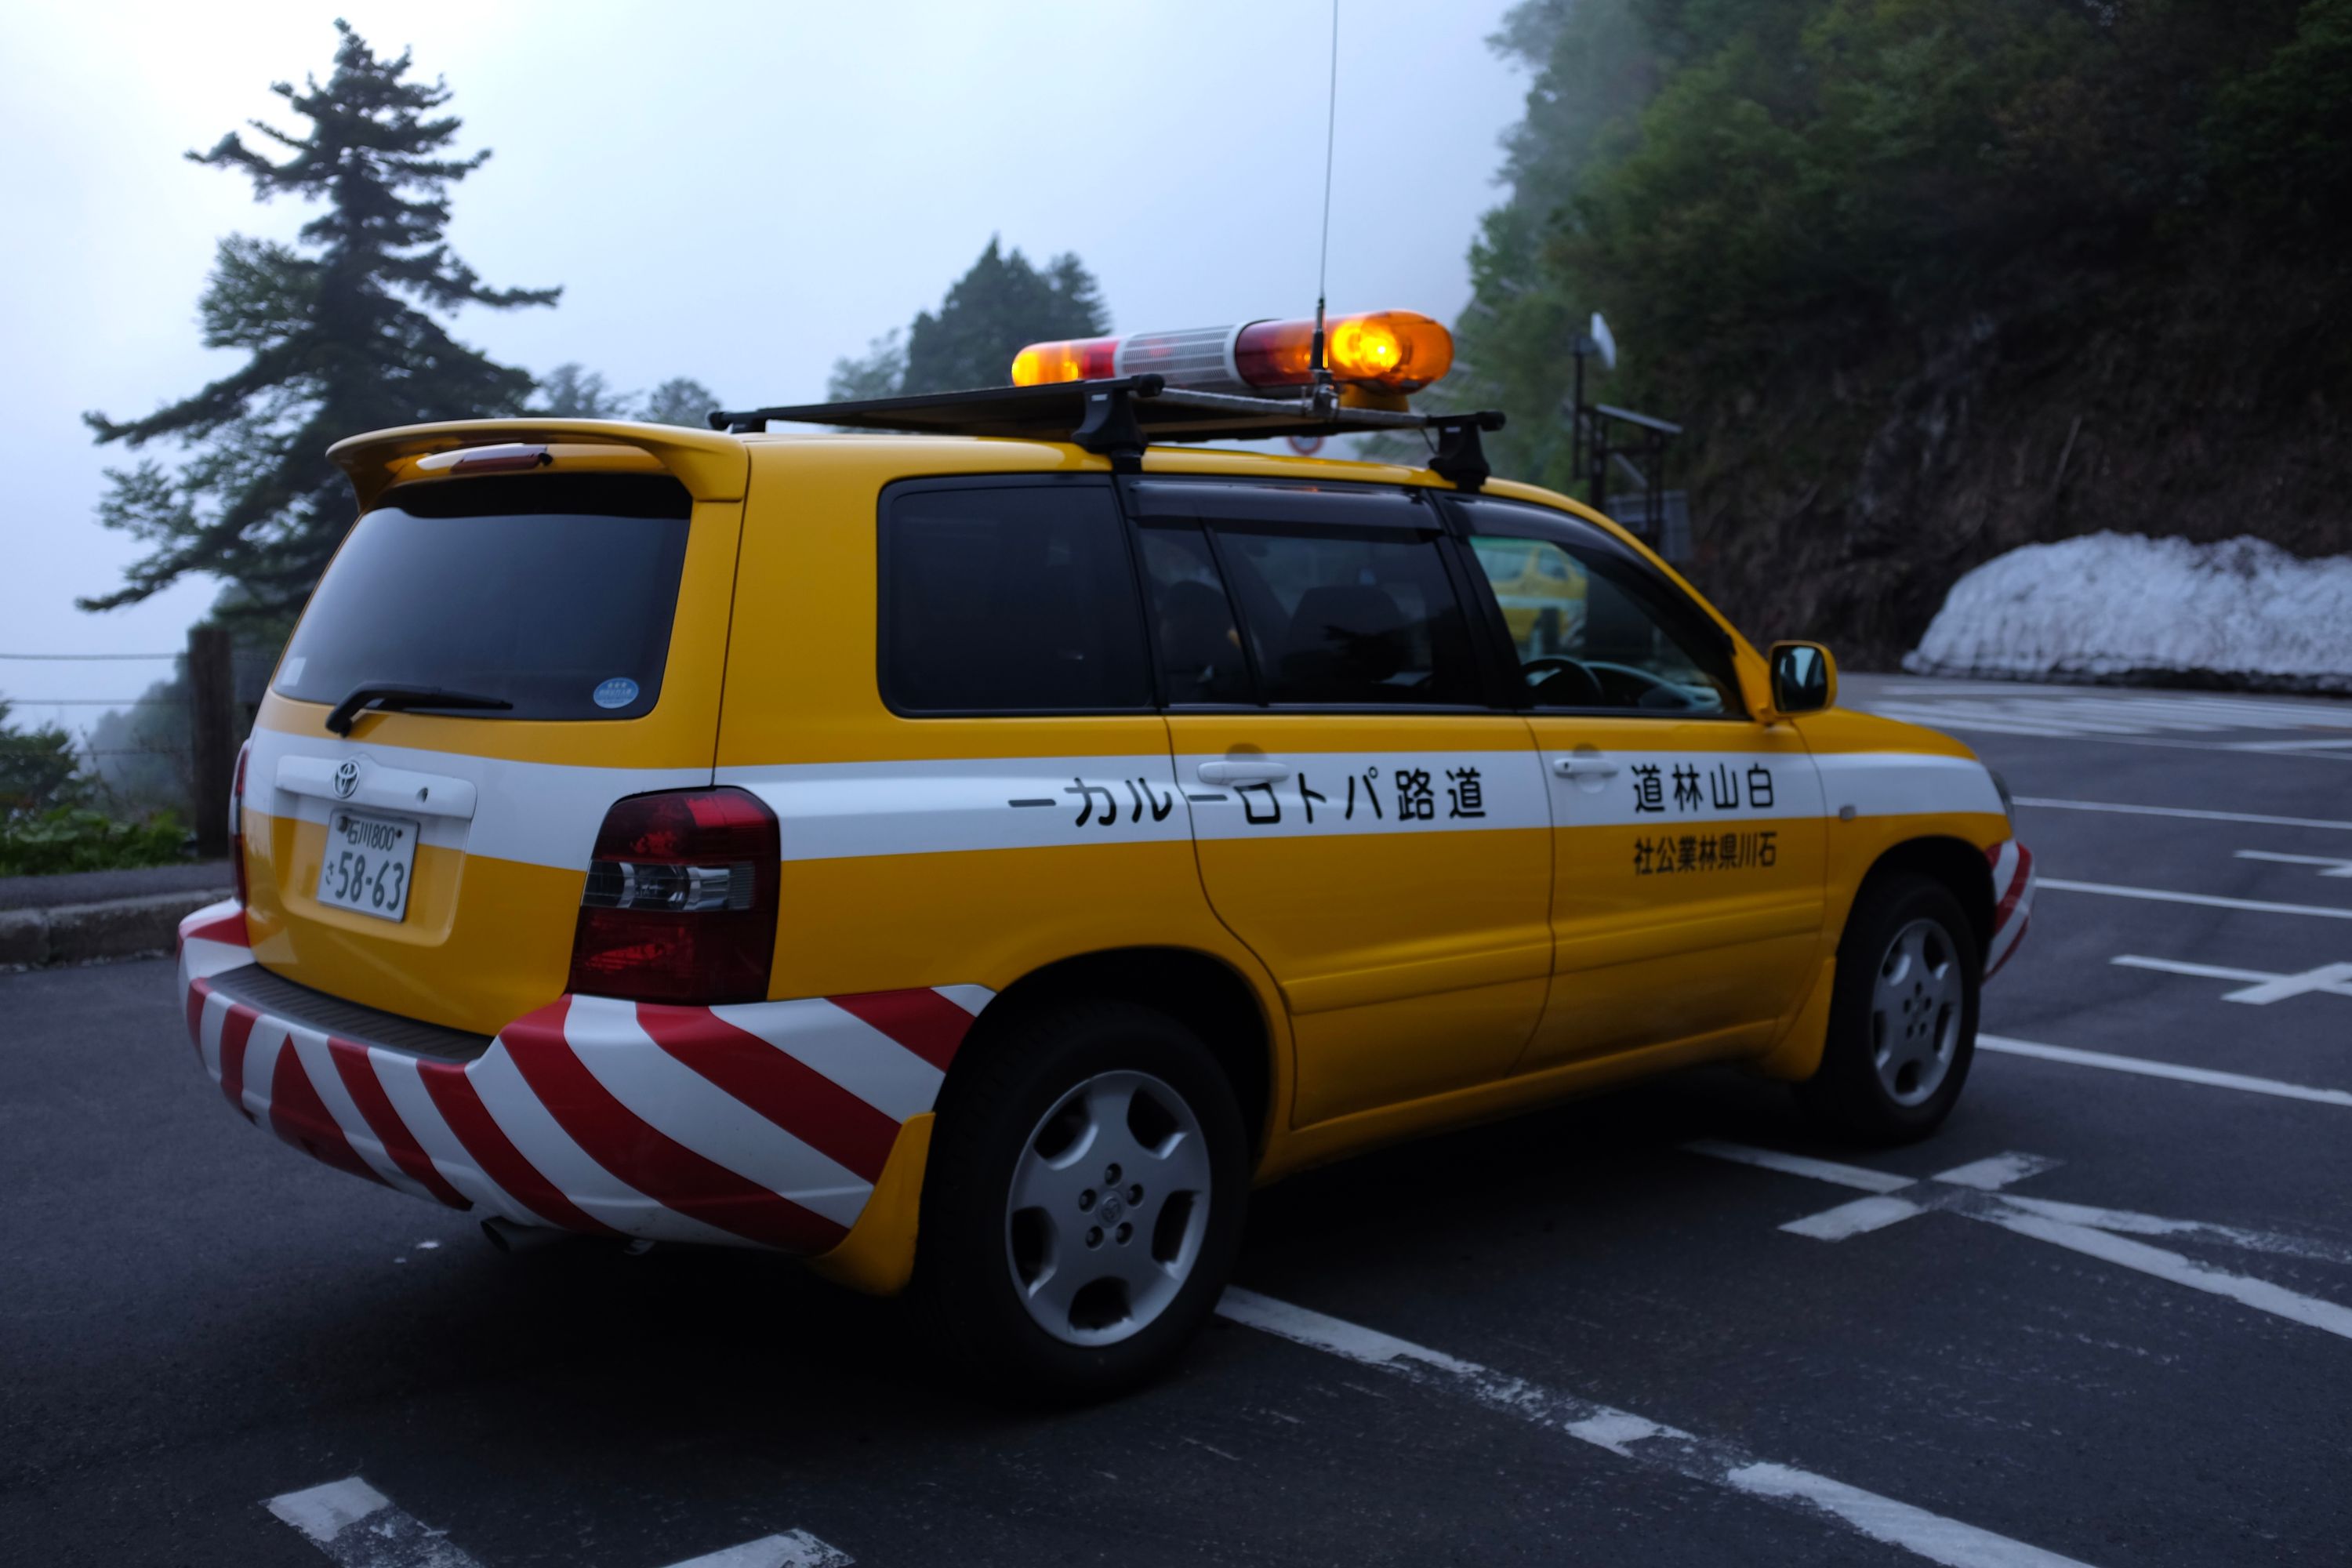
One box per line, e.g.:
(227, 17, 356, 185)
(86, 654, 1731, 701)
(275, 474, 692, 722)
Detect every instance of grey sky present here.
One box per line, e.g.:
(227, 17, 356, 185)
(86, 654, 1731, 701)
(0, 0, 1526, 733)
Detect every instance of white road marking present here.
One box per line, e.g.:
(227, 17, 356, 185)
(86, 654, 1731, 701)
(1981, 1208, 2352, 1341)
(1780, 1194, 1925, 1240)
(265, 1477, 485, 1567)
(2013, 797, 2352, 833)
(1686, 1144, 2352, 1343)
(2237, 848, 2352, 877)
(658, 1530, 854, 1568)
(1773, 1150, 2056, 1238)
(2111, 954, 2352, 1004)
(1217, 1289, 2096, 1567)
(1677, 1138, 1914, 1193)
(1996, 1194, 2352, 1268)
(266, 1476, 853, 1568)
(2038, 877, 2352, 921)
(1933, 1152, 2064, 1191)
(1979, 1033, 2352, 1107)
(2227, 738, 2352, 752)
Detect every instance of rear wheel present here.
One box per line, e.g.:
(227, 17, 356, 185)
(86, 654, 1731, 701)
(1797, 872, 1980, 1144)
(917, 1000, 1248, 1402)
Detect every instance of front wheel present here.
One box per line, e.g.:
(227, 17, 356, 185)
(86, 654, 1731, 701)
(916, 1000, 1249, 1402)
(1797, 872, 1980, 1144)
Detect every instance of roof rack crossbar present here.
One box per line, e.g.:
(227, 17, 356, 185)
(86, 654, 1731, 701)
(707, 377, 1507, 488)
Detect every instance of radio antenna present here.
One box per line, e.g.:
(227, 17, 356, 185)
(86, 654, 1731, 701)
(1309, 0, 1340, 400)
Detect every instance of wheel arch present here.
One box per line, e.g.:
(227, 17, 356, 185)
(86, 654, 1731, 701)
(1857, 835, 1994, 963)
(956, 946, 1278, 1163)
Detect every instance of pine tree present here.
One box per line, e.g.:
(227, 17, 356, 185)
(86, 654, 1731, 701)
(638, 376, 722, 428)
(531, 364, 631, 419)
(898, 238, 1112, 394)
(81, 21, 557, 627)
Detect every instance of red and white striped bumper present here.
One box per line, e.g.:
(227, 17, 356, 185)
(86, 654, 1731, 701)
(1985, 840, 2034, 981)
(175, 900, 989, 1251)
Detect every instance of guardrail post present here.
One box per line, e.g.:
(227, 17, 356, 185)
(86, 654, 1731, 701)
(188, 626, 235, 858)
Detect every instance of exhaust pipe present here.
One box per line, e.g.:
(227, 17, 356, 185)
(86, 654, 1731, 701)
(480, 1216, 571, 1255)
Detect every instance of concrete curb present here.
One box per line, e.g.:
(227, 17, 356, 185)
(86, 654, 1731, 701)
(0, 888, 232, 969)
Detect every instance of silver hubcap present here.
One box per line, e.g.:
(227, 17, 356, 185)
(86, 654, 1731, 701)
(1004, 1070, 1211, 1347)
(1871, 917, 1963, 1107)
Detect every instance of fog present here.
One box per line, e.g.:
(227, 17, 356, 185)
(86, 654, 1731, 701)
(0, 0, 1523, 728)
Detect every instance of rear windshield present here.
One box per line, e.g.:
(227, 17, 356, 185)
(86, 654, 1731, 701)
(275, 474, 692, 722)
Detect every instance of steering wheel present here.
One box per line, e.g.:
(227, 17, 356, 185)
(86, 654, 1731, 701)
(1521, 655, 1605, 706)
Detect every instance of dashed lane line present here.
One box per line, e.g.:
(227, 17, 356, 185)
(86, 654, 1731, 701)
(264, 1477, 852, 1568)
(1978, 1034, 2352, 1108)
(2038, 877, 2352, 921)
(1218, 1289, 2098, 1568)
(1683, 1143, 2352, 1342)
(2014, 797, 2352, 833)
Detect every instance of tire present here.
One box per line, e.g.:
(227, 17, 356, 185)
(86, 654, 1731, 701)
(916, 999, 1250, 1403)
(1796, 871, 1981, 1145)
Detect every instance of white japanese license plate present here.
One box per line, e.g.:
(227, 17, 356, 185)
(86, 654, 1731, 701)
(318, 809, 420, 923)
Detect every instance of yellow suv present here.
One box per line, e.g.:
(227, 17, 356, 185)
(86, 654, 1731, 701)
(175, 312, 2033, 1398)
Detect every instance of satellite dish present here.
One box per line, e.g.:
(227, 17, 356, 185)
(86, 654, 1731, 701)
(1589, 312, 1618, 372)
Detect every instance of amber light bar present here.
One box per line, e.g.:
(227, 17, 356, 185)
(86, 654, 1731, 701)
(1011, 310, 1454, 396)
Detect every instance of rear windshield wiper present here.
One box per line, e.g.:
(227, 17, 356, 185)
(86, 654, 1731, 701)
(325, 683, 515, 736)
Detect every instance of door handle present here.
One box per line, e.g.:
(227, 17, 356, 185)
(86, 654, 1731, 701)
(1198, 760, 1294, 786)
(1552, 757, 1620, 779)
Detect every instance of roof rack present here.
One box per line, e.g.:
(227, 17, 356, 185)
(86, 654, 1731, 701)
(706, 376, 1508, 489)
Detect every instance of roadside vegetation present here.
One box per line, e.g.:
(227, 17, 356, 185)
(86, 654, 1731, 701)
(0, 700, 185, 877)
(1457, 0, 2352, 663)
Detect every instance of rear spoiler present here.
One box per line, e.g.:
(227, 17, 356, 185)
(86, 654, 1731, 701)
(326, 419, 750, 511)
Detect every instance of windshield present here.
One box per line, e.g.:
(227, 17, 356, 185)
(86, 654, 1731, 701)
(275, 474, 692, 722)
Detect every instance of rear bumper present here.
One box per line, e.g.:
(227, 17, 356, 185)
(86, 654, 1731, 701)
(176, 900, 989, 1253)
(1985, 840, 2034, 981)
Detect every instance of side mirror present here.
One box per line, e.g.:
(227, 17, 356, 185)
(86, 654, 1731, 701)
(1767, 641, 1836, 716)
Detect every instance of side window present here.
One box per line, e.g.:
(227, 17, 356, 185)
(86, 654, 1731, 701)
(881, 485, 1151, 713)
(1468, 532, 1741, 716)
(1136, 525, 1252, 704)
(1210, 524, 1479, 706)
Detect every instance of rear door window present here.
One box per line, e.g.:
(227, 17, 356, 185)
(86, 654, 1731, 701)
(880, 481, 1152, 713)
(274, 474, 692, 721)
(1207, 524, 1481, 707)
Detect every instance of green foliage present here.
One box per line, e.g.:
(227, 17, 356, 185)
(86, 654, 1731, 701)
(532, 363, 632, 418)
(898, 240, 1111, 394)
(0, 808, 187, 877)
(532, 365, 721, 427)
(1461, 0, 2333, 494)
(82, 20, 557, 628)
(827, 330, 909, 403)
(639, 377, 721, 429)
(0, 701, 87, 817)
(2207, 0, 2352, 227)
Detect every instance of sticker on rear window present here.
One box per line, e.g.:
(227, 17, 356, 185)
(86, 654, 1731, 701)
(593, 677, 641, 710)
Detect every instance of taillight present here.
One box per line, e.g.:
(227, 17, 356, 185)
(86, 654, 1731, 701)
(230, 741, 251, 907)
(566, 787, 779, 1004)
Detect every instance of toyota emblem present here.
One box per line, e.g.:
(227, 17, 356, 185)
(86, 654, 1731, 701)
(332, 759, 360, 799)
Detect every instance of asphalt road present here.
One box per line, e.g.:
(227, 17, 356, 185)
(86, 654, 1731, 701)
(5, 674, 2350, 1567)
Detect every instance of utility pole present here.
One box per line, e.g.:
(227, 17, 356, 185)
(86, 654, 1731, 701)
(187, 626, 235, 859)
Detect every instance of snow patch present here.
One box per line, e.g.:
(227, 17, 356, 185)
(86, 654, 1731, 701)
(1904, 532, 2352, 692)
